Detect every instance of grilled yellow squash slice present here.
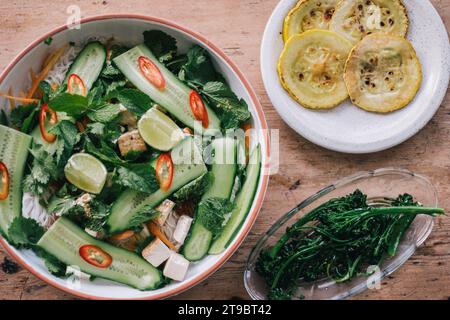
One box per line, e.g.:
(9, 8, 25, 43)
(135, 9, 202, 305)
(344, 34, 422, 113)
(278, 29, 353, 109)
(283, 0, 339, 42)
(330, 0, 408, 44)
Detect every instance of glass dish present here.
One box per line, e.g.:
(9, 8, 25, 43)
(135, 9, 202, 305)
(244, 168, 439, 300)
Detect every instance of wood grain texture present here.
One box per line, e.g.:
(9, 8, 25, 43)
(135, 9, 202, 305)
(0, 0, 449, 300)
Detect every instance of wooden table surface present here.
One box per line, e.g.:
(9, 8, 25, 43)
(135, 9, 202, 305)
(0, 0, 449, 300)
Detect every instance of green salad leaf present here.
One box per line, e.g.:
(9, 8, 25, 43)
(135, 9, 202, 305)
(179, 45, 220, 86)
(48, 93, 89, 116)
(201, 81, 251, 129)
(114, 163, 159, 194)
(48, 120, 81, 167)
(143, 30, 177, 63)
(10, 103, 39, 133)
(87, 103, 122, 123)
(112, 88, 153, 117)
(7, 216, 45, 248)
(172, 172, 213, 201)
(197, 197, 234, 238)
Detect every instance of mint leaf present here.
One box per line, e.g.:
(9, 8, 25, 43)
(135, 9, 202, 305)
(85, 138, 124, 166)
(172, 172, 212, 201)
(197, 197, 234, 238)
(87, 104, 121, 123)
(202, 81, 251, 129)
(143, 30, 177, 63)
(10, 103, 39, 132)
(112, 88, 153, 117)
(48, 93, 89, 116)
(48, 120, 80, 167)
(114, 163, 159, 194)
(179, 45, 220, 87)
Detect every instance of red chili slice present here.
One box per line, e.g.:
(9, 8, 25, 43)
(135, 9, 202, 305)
(79, 245, 112, 269)
(138, 56, 166, 90)
(156, 153, 174, 192)
(189, 90, 209, 128)
(67, 73, 87, 96)
(39, 103, 58, 143)
(0, 161, 9, 201)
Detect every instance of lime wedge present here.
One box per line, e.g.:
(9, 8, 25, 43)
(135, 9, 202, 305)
(64, 153, 107, 194)
(138, 107, 184, 151)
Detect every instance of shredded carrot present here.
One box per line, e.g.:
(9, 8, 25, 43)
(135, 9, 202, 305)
(110, 230, 135, 241)
(7, 88, 16, 109)
(27, 44, 68, 99)
(242, 122, 252, 162)
(147, 221, 177, 251)
(0, 92, 39, 104)
(42, 51, 56, 69)
(51, 83, 59, 91)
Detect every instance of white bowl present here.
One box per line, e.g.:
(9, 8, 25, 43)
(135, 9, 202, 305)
(0, 14, 270, 300)
(261, 0, 450, 154)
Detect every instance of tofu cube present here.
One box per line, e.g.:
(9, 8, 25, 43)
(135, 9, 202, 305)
(142, 238, 171, 267)
(163, 252, 189, 281)
(117, 130, 147, 157)
(173, 215, 193, 245)
(155, 199, 176, 226)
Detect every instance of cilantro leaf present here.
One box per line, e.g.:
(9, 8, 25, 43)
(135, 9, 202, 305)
(23, 143, 61, 199)
(7, 216, 45, 248)
(143, 30, 177, 63)
(197, 197, 234, 238)
(34, 247, 67, 277)
(114, 163, 159, 194)
(48, 93, 89, 117)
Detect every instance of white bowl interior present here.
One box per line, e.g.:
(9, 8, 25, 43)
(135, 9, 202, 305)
(0, 17, 268, 299)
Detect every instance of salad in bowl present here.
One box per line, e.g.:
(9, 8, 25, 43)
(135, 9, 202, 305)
(0, 15, 269, 299)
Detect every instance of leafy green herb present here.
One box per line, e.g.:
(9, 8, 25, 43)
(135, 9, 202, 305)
(48, 93, 89, 117)
(172, 172, 212, 201)
(126, 203, 159, 230)
(112, 88, 153, 117)
(177, 45, 251, 129)
(143, 30, 177, 63)
(87, 103, 122, 123)
(201, 81, 251, 129)
(85, 138, 124, 166)
(44, 36, 53, 45)
(0, 109, 9, 126)
(10, 103, 39, 133)
(256, 190, 445, 300)
(34, 247, 67, 277)
(197, 197, 234, 238)
(114, 163, 159, 194)
(48, 120, 80, 167)
(7, 216, 45, 248)
(23, 143, 61, 200)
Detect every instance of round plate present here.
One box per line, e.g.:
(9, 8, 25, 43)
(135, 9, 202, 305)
(261, 0, 450, 154)
(0, 14, 270, 300)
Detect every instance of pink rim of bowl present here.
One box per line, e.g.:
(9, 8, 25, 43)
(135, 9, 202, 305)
(0, 14, 270, 300)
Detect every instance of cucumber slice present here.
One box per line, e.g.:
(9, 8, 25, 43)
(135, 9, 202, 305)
(65, 42, 106, 92)
(106, 137, 207, 233)
(209, 144, 261, 255)
(113, 45, 221, 131)
(0, 125, 32, 237)
(37, 217, 163, 290)
(183, 137, 237, 261)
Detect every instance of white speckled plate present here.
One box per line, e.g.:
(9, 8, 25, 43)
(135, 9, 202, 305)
(261, 0, 450, 154)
